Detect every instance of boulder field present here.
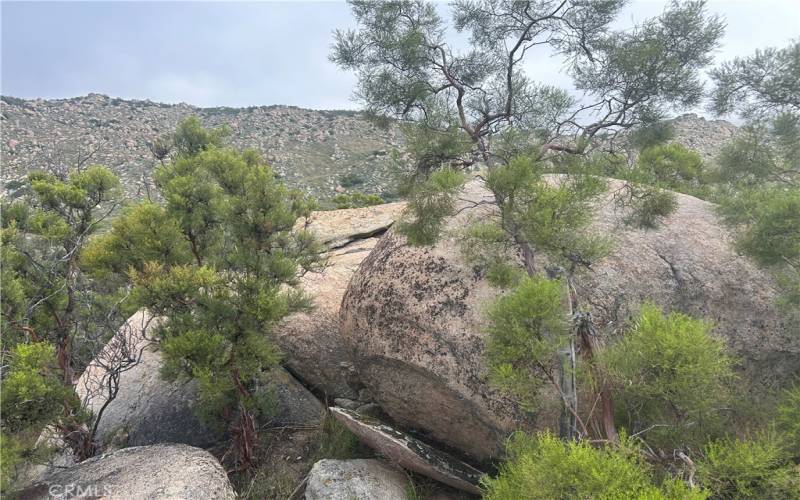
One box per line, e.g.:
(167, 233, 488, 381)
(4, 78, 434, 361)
(22, 187, 799, 495)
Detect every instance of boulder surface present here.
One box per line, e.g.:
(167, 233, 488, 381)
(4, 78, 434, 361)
(330, 407, 484, 494)
(277, 203, 405, 399)
(339, 178, 798, 460)
(19, 444, 236, 500)
(305, 459, 409, 500)
(75, 310, 323, 452)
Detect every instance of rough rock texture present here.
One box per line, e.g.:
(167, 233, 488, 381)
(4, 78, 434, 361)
(669, 113, 738, 161)
(0, 94, 406, 201)
(340, 178, 798, 460)
(294, 202, 406, 249)
(330, 407, 484, 495)
(277, 203, 405, 399)
(305, 459, 410, 500)
(73, 310, 322, 452)
(268, 367, 326, 426)
(19, 444, 235, 500)
(75, 310, 218, 451)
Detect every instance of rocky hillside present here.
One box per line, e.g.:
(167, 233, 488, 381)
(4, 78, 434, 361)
(0, 94, 405, 202)
(1, 94, 738, 203)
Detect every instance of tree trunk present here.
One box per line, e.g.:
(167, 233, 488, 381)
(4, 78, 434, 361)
(230, 369, 256, 469)
(576, 314, 619, 443)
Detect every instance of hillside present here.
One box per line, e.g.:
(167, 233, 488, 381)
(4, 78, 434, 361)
(0, 94, 406, 202)
(0, 94, 739, 204)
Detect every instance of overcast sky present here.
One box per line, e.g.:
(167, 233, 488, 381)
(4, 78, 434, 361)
(1, 1, 798, 110)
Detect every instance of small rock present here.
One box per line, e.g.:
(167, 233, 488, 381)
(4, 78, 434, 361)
(305, 459, 409, 500)
(330, 407, 484, 495)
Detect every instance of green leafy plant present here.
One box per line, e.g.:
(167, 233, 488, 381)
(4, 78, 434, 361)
(397, 168, 465, 246)
(602, 303, 734, 450)
(332, 191, 384, 209)
(630, 121, 676, 151)
(482, 432, 706, 500)
(615, 182, 679, 229)
(1, 163, 126, 486)
(697, 432, 798, 499)
(638, 143, 705, 188)
(338, 172, 366, 188)
(485, 276, 570, 411)
(776, 384, 800, 458)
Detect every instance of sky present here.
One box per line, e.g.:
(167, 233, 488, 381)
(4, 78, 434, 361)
(1, 0, 798, 110)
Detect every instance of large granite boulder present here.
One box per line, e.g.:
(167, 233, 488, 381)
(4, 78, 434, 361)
(74, 311, 218, 451)
(18, 444, 236, 499)
(305, 459, 410, 500)
(277, 203, 405, 399)
(339, 178, 798, 460)
(70, 310, 323, 455)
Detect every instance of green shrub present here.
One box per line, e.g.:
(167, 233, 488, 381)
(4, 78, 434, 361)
(0, 342, 82, 494)
(332, 191, 384, 209)
(1, 343, 77, 434)
(485, 276, 569, 410)
(338, 172, 366, 188)
(777, 384, 800, 458)
(714, 126, 780, 186)
(621, 185, 679, 229)
(697, 432, 798, 499)
(602, 303, 735, 450)
(719, 188, 800, 268)
(630, 121, 675, 151)
(638, 143, 705, 187)
(397, 168, 465, 245)
(482, 432, 706, 500)
(717, 187, 800, 315)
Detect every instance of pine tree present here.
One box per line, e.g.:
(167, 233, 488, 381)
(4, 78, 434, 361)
(84, 118, 323, 468)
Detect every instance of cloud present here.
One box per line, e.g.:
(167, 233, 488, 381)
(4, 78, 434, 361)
(1, 0, 798, 110)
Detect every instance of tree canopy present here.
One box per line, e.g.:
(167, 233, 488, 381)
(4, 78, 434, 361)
(333, 0, 724, 159)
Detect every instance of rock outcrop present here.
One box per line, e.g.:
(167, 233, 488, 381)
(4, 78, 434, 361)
(339, 178, 798, 460)
(330, 407, 484, 494)
(669, 113, 738, 161)
(19, 444, 236, 500)
(277, 203, 405, 400)
(305, 459, 410, 500)
(295, 202, 406, 249)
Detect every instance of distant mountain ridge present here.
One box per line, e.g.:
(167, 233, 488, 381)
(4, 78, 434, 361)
(1, 93, 405, 201)
(1, 94, 737, 202)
